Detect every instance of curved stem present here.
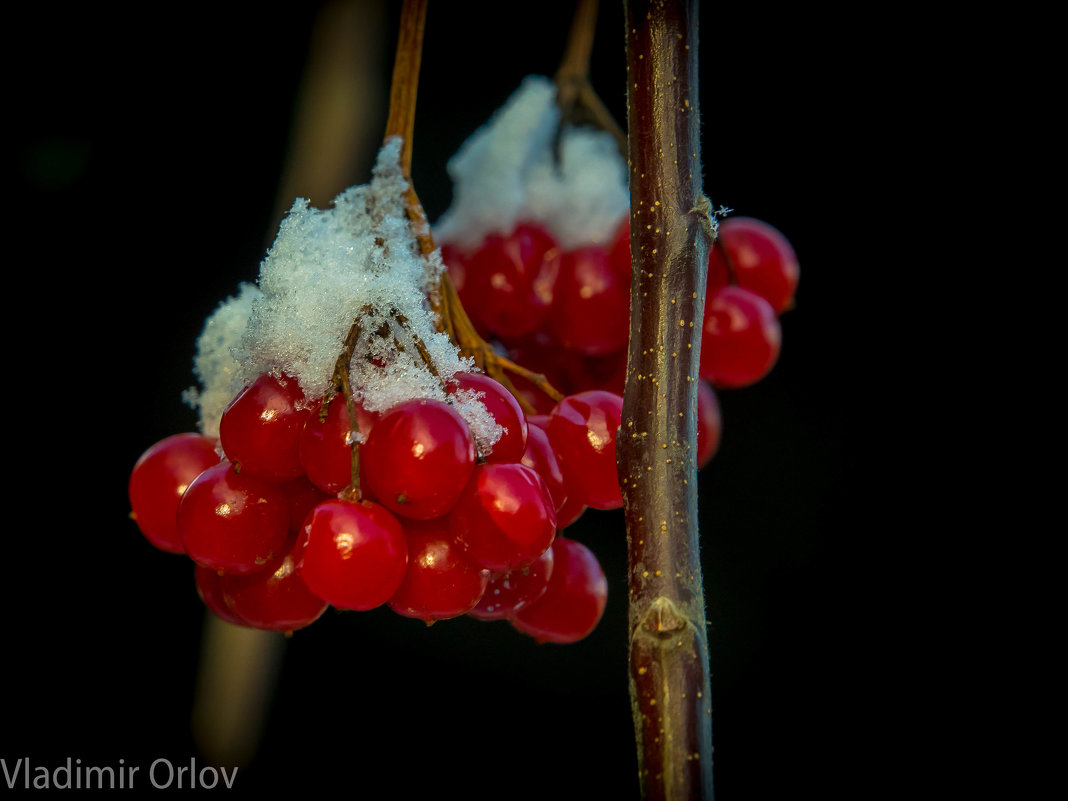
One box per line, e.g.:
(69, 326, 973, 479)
(619, 1, 715, 799)
(553, 0, 627, 161)
(439, 273, 565, 414)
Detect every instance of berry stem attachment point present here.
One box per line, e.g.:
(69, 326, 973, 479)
(328, 311, 371, 502)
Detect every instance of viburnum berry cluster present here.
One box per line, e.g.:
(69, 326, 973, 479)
(128, 76, 798, 648)
(433, 77, 799, 471)
(129, 138, 613, 642)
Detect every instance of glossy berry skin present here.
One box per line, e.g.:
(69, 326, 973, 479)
(708, 217, 799, 313)
(281, 475, 333, 534)
(549, 245, 630, 356)
(696, 380, 723, 470)
(519, 423, 567, 514)
(389, 519, 488, 623)
(129, 433, 221, 553)
(450, 223, 561, 340)
(219, 373, 311, 481)
(361, 398, 477, 520)
(699, 285, 782, 389)
(297, 499, 408, 611)
(468, 545, 554, 621)
(554, 495, 587, 530)
(449, 463, 557, 573)
(511, 537, 608, 644)
(194, 564, 248, 627)
(219, 540, 329, 632)
(547, 390, 624, 510)
(299, 396, 378, 494)
(447, 371, 528, 463)
(526, 414, 550, 430)
(177, 462, 290, 575)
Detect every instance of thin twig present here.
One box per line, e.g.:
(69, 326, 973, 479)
(384, 0, 436, 259)
(329, 312, 370, 501)
(553, 0, 627, 161)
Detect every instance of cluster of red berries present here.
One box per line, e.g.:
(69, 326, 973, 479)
(440, 213, 799, 469)
(129, 369, 621, 642)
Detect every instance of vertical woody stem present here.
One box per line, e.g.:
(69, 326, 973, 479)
(618, 1, 715, 800)
(384, 0, 435, 257)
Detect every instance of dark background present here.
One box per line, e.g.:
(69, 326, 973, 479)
(6, 1, 903, 798)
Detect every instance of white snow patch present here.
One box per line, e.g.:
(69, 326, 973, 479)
(433, 75, 629, 252)
(185, 137, 501, 451)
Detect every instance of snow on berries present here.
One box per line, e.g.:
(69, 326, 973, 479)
(433, 75, 799, 476)
(129, 75, 799, 644)
(129, 135, 619, 642)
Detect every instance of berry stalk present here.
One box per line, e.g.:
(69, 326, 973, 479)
(384, 0, 435, 257)
(381, 0, 564, 414)
(618, 1, 716, 799)
(553, 0, 627, 160)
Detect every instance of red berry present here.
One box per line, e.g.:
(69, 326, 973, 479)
(519, 423, 567, 514)
(696, 380, 723, 469)
(280, 475, 333, 533)
(547, 390, 624, 510)
(177, 462, 291, 575)
(555, 495, 587, 530)
(699, 285, 782, 389)
(526, 414, 551, 430)
(511, 537, 608, 644)
(468, 545, 554, 621)
(219, 373, 311, 481)
(299, 396, 378, 494)
(297, 498, 408, 611)
(449, 463, 556, 573)
(454, 223, 561, 339)
(219, 538, 329, 632)
(441, 241, 471, 296)
(549, 245, 630, 356)
(129, 433, 221, 553)
(389, 518, 488, 623)
(607, 216, 632, 283)
(194, 564, 248, 627)
(446, 371, 527, 463)
(708, 217, 799, 313)
(361, 398, 477, 520)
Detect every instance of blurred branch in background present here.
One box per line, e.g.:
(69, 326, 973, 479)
(271, 0, 387, 233)
(191, 0, 387, 767)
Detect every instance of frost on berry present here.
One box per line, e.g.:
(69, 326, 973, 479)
(183, 137, 502, 455)
(433, 75, 629, 252)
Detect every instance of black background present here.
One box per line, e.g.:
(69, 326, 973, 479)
(6, 1, 904, 798)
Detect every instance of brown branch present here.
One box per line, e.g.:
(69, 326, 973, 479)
(393, 312, 442, 380)
(618, 2, 715, 800)
(384, 0, 436, 260)
(553, 0, 627, 162)
(328, 312, 371, 502)
(438, 273, 565, 414)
